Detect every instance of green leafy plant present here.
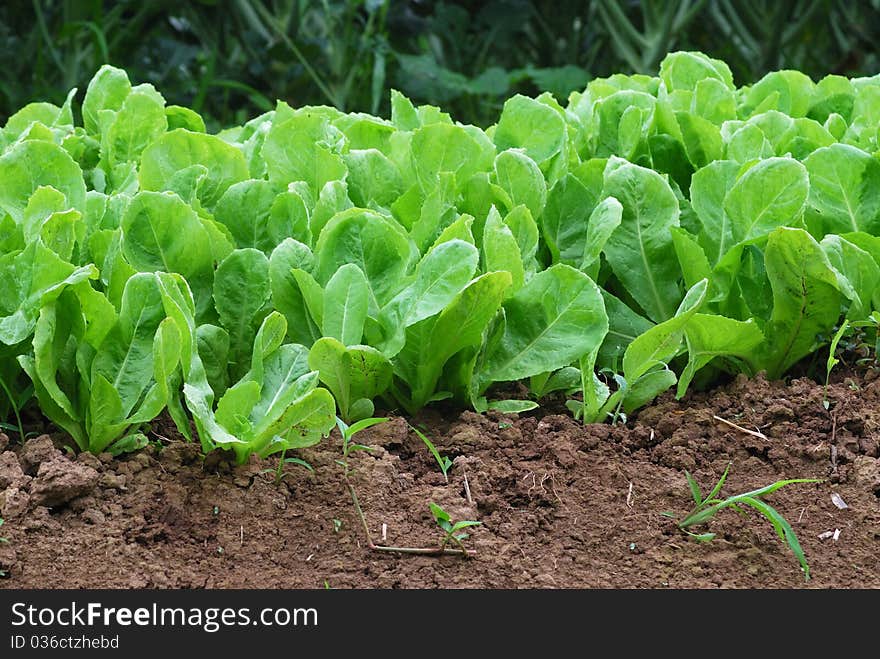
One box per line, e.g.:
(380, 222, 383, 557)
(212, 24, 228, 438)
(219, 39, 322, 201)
(8, 51, 880, 468)
(429, 502, 481, 554)
(673, 464, 822, 581)
(410, 424, 453, 483)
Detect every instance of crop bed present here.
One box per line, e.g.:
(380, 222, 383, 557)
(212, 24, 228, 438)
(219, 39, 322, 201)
(1, 369, 878, 588)
(1, 51, 880, 587)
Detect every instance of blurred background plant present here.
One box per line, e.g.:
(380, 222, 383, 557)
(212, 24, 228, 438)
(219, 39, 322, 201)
(3, 0, 879, 129)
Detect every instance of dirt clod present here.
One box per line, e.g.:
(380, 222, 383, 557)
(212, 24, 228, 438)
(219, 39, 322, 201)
(18, 435, 61, 475)
(29, 458, 99, 508)
(0, 452, 24, 490)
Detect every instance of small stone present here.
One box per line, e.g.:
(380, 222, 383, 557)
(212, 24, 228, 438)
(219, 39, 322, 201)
(29, 457, 99, 507)
(1, 487, 30, 517)
(98, 452, 114, 464)
(133, 453, 152, 469)
(81, 508, 106, 525)
(0, 451, 24, 489)
(0, 432, 9, 452)
(23, 507, 60, 532)
(765, 403, 795, 420)
(830, 492, 848, 510)
(19, 435, 61, 474)
(69, 496, 97, 513)
(76, 452, 103, 471)
(852, 456, 880, 492)
(98, 473, 127, 490)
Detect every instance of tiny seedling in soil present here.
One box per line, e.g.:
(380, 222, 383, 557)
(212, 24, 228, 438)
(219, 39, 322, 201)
(410, 424, 453, 482)
(262, 448, 314, 485)
(335, 416, 389, 475)
(429, 502, 481, 553)
(670, 464, 822, 581)
(824, 321, 849, 409)
(336, 417, 476, 558)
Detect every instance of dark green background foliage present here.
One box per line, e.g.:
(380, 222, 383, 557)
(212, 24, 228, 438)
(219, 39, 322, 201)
(3, 0, 879, 129)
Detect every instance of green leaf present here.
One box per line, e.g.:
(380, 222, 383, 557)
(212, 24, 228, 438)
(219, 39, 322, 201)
(804, 144, 880, 236)
(139, 129, 249, 208)
(542, 161, 605, 266)
(106, 432, 148, 457)
(685, 470, 703, 505)
(412, 122, 491, 189)
(744, 70, 815, 118)
(379, 239, 479, 356)
(737, 496, 811, 581)
(581, 196, 623, 275)
(262, 112, 347, 195)
(758, 228, 842, 378)
(493, 94, 566, 167)
(0, 139, 86, 224)
(393, 271, 511, 411)
(602, 157, 682, 322)
(323, 264, 369, 346)
(269, 239, 320, 346)
(196, 324, 230, 398)
(121, 191, 214, 319)
(429, 502, 451, 525)
(214, 249, 271, 381)
(308, 338, 392, 422)
(820, 235, 880, 320)
(487, 399, 539, 413)
(215, 179, 286, 252)
(314, 208, 412, 305)
(82, 65, 131, 136)
(482, 207, 524, 295)
(493, 149, 547, 219)
(477, 264, 608, 388)
(723, 157, 809, 243)
(623, 279, 708, 383)
(671, 227, 712, 290)
(689, 160, 741, 266)
(677, 314, 764, 397)
(344, 149, 404, 208)
(660, 52, 733, 92)
(103, 89, 167, 166)
(0, 241, 97, 345)
(91, 274, 167, 420)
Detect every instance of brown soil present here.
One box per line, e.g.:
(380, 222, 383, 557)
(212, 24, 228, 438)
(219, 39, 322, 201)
(1, 371, 878, 589)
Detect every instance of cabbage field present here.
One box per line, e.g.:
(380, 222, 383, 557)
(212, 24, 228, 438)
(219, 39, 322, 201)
(1, 51, 879, 589)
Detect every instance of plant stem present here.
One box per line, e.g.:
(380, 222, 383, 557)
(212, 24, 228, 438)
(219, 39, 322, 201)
(342, 472, 475, 557)
(0, 376, 25, 443)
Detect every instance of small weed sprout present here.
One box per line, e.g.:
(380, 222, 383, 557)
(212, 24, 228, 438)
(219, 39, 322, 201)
(824, 321, 849, 409)
(262, 447, 314, 485)
(410, 424, 452, 482)
(671, 464, 822, 580)
(335, 416, 389, 476)
(429, 503, 481, 553)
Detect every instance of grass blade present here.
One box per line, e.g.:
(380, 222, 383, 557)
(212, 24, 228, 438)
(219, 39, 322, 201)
(685, 470, 703, 505)
(739, 495, 811, 581)
(735, 478, 822, 500)
(705, 462, 731, 502)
